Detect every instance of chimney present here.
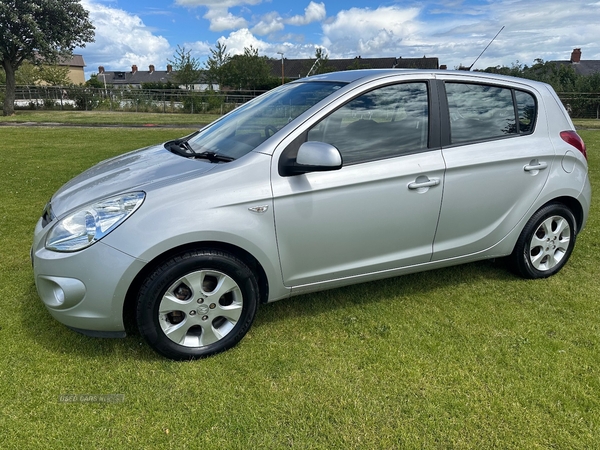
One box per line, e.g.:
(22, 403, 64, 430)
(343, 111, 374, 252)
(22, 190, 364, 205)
(570, 48, 582, 63)
(167, 64, 173, 73)
(131, 64, 138, 74)
(149, 65, 155, 74)
(98, 66, 105, 74)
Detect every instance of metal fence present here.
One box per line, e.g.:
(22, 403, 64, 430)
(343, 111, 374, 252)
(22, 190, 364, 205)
(5, 85, 600, 119)
(556, 93, 600, 119)
(9, 85, 264, 114)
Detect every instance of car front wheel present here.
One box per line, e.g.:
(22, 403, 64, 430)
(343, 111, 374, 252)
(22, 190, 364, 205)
(137, 250, 258, 360)
(509, 203, 577, 279)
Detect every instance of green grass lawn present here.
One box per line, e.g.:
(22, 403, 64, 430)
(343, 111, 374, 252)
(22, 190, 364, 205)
(574, 118, 600, 130)
(0, 125, 599, 449)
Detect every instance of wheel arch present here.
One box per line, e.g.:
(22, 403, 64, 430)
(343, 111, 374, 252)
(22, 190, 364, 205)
(505, 196, 585, 259)
(123, 241, 270, 332)
(508, 195, 584, 256)
(508, 198, 580, 279)
(542, 196, 584, 235)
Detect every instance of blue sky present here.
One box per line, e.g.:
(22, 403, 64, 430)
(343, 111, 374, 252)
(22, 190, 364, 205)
(78, 0, 600, 76)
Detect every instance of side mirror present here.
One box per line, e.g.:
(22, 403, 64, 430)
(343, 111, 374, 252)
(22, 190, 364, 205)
(283, 141, 343, 176)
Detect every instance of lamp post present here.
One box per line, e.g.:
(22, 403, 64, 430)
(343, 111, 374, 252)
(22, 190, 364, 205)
(277, 51, 284, 85)
(100, 72, 109, 110)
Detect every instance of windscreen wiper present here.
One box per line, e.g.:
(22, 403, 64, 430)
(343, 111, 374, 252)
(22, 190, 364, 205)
(165, 136, 234, 162)
(164, 131, 200, 157)
(165, 138, 195, 156)
(193, 151, 235, 163)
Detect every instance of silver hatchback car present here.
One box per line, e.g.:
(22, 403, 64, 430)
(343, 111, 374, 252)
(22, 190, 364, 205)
(32, 69, 591, 360)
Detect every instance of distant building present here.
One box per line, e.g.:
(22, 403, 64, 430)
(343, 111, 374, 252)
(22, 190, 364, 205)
(96, 65, 213, 90)
(30, 53, 86, 85)
(94, 55, 441, 90)
(551, 48, 600, 76)
(59, 54, 86, 84)
(268, 55, 440, 80)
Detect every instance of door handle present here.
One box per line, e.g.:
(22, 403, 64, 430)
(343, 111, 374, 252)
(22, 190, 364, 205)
(408, 178, 440, 190)
(524, 161, 548, 172)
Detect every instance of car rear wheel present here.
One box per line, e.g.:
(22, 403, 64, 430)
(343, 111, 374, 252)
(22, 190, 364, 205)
(137, 250, 258, 360)
(509, 203, 576, 279)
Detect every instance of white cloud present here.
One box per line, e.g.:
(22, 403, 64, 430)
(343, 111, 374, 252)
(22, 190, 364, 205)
(203, 7, 248, 31)
(186, 40, 213, 58)
(251, 12, 284, 35)
(218, 28, 269, 55)
(175, 0, 261, 31)
(80, 0, 172, 72)
(286, 2, 326, 26)
(214, 28, 313, 61)
(321, 6, 421, 57)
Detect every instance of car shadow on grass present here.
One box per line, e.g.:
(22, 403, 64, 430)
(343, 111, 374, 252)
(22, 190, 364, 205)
(252, 258, 517, 329)
(21, 259, 517, 361)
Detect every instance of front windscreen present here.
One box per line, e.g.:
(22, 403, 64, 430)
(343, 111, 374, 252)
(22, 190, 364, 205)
(186, 81, 346, 160)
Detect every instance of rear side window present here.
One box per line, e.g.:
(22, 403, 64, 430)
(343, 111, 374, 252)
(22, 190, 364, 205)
(307, 82, 429, 165)
(515, 90, 536, 133)
(446, 82, 536, 145)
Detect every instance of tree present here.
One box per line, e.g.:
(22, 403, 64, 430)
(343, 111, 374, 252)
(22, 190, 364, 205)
(576, 72, 600, 93)
(204, 42, 231, 90)
(85, 74, 105, 89)
(347, 57, 370, 71)
(223, 46, 272, 91)
(0, 0, 94, 115)
(38, 63, 71, 86)
(14, 61, 41, 85)
(482, 59, 580, 92)
(306, 47, 333, 76)
(168, 45, 201, 90)
(141, 80, 177, 90)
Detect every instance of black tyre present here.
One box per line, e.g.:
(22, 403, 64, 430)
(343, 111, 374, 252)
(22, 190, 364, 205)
(137, 250, 258, 360)
(509, 203, 577, 279)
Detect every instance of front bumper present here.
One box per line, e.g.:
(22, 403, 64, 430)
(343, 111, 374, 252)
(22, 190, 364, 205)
(32, 218, 146, 335)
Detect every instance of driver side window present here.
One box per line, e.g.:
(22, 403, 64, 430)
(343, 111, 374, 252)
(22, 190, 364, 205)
(307, 82, 429, 165)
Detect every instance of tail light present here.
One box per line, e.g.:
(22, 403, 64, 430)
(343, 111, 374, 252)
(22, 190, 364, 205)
(560, 130, 587, 160)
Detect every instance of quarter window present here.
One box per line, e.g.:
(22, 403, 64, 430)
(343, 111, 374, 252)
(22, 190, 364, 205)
(307, 83, 429, 165)
(446, 83, 537, 145)
(515, 90, 536, 133)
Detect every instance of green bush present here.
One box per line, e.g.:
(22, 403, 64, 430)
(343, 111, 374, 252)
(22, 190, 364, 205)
(43, 98, 56, 109)
(182, 94, 203, 113)
(72, 90, 100, 110)
(204, 91, 224, 113)
(182, 91, 226, 114)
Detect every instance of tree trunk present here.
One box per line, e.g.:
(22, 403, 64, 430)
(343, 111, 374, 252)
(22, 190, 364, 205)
(3, 60, 16, 116)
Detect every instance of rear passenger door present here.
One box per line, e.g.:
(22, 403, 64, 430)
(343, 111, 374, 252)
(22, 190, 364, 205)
(432, 78, 553, 261)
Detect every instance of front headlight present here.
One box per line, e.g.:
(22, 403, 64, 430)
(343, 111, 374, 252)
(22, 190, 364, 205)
(45, 192, 145, 252)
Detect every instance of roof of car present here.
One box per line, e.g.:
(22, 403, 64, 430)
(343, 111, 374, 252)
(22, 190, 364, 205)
(296, 68, 548, 90)
(299, 69, 401, 83)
